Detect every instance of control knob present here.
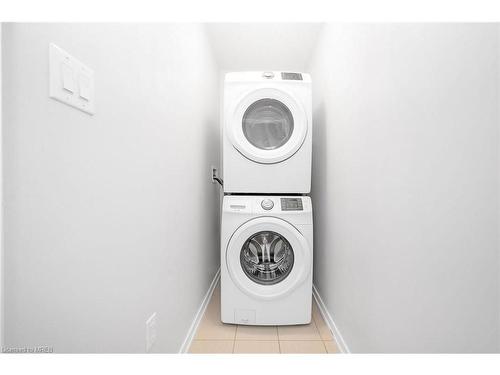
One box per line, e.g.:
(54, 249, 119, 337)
(261, 199, 274, 210)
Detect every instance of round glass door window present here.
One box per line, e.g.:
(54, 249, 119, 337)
(242, 99, 294, 150)
(240, 231, 294, 285)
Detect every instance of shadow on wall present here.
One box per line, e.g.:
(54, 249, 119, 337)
(201, 117, 222, 250)
(311, 102, 327, 290)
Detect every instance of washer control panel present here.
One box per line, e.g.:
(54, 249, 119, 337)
(224, 196, 310, 214)
(280, 198, 303, 211)
(261, 199, 274, 210)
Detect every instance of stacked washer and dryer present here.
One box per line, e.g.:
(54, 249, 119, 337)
(221, 71, 313, 325)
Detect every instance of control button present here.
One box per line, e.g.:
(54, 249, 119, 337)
(61, 63, 75, 93)
(261, 199, 274, 210)
(262, 71, 274, 79)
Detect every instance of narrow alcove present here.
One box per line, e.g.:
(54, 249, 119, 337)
(1, 23, 499, 353)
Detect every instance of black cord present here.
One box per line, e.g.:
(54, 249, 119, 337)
(214, 177, 223, 187)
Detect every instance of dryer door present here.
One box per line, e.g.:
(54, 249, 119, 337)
(227, 88, 308, 164)
(226, 217, 311, 300)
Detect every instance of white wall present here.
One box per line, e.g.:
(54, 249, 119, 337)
(206, 23, 322, 72)
(309, 24, 499, 353)
(2, 23, 220, 353)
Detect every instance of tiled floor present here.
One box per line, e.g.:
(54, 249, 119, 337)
(189, 283, 339, 354)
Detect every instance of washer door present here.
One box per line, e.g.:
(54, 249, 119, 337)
(226, 217, 311, 300)
(227, 88, 308, 164)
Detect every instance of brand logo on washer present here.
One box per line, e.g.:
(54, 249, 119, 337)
(230, 204, 246, 210)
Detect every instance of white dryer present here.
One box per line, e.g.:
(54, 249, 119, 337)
(223, 71, 312, 194)
(221, 195, 313, 325)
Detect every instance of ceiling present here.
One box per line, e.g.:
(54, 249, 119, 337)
(205, 23, 324, 72)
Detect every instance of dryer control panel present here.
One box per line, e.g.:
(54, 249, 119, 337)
(281, 72, 303, 80)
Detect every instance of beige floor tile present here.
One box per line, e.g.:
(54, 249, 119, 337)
(203, 297, 220, 319)
(233, 340, 280, 354)
(210, 283, 221, 301)
(324, 341, 339, 354)
(312, 301, 326, 327)
(280, 340, 327, 354)
(194, 313, 236, 340)
(315, 321, 333, 341)
(236, 325, 278, 341)
(189, 340, 234, 354)
(194, 283, 236, 340)
(277, 322, 321, 341)
(312, 300, 321, 320)
(312, 303, 334, 341)
(206, 286, 220, 309)
(192, 283, 334, 354)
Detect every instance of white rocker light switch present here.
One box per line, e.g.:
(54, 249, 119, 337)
(49, 43, 95, 115)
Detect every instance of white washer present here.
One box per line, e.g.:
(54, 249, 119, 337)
(223, 71, 312, 194)
(221, 195, 313, 325)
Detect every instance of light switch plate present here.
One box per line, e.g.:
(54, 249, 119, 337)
(49, 43, 95, 115)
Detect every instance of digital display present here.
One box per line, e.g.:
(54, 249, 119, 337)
(281, 72, 303, 81)
(281, 198, 303, 211)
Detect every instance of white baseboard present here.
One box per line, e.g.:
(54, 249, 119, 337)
(179, 268, 221, 353)
(312, 284, 350, 353)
